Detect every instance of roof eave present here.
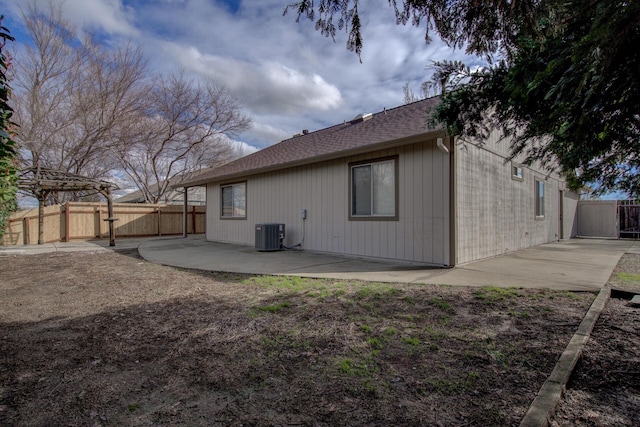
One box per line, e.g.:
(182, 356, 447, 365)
(174, 129, 443, 188)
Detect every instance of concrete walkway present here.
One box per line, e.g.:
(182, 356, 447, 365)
(136, 236, 638, 291)
(3, 235, 637, 291)
(0, 236, 170, 256)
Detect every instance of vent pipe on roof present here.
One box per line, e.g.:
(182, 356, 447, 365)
(350, 113, 373, 125)
(302, 129, 309, 135)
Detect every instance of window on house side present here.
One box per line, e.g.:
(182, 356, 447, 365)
(350, 158, 397, 219)
(512, 165, 523, 180)
(221, 182, 246, 218)
(535, 179, 545, 218)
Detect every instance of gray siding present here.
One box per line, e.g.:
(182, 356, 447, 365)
(206, 139, 450, 265)
(454, 133, 572, 264)
(562, 190, 579, 239)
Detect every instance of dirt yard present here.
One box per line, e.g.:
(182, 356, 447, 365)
(551, 253, 640, 426)
(0, 248, 637, 426)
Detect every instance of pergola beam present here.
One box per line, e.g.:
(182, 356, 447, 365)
(17, 167, 119, 245)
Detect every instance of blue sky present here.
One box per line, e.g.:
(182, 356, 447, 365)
(2, 0, 482, 152)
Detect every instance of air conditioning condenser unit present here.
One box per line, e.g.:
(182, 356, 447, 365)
(255, 223, 285, 251)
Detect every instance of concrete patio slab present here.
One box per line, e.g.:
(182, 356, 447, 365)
(3, 235, 635, 290)
(424, 239, 636, 290)
(625, 240, 640, 254)
(136, 236, 636, 291)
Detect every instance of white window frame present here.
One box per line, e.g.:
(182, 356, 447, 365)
(220, 182, 247, 219)
(512, 163, 523, 181)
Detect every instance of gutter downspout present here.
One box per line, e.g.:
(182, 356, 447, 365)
(448, 135, 457, 267)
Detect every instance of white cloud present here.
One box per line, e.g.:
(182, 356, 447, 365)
(6, 0, 138, 37)
(247, 122, 295, 146)
(163, 42, 342, 115)
(233, 140, 259, 157)
(220, 134, 259, 157)
(3, 0, 487, 149)
(63, 0, 137, 36)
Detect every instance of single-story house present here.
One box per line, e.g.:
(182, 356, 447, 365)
(177, 97, 578, 266)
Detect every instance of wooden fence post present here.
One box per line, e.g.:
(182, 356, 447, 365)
(157, 207, 162, 236)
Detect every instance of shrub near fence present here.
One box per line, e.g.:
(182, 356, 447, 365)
(2, 202, 206, 246)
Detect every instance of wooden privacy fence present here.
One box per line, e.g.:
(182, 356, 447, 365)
(2, 202, 206, 246)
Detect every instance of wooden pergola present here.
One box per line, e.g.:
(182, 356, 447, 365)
(18, 167, 119, 246)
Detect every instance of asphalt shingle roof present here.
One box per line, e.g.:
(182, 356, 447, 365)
(177, 97, 441, 187)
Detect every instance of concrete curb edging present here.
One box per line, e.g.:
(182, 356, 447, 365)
(519, 287, 611, 427)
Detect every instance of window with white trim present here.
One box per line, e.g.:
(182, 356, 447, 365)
(221, 182, 246, 218)
(535, 179, 545, 218)
(350, 158, 397, 219)
(512, 164, 523, 181)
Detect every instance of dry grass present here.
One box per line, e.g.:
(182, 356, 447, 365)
(0, 250, 597, 426)
(552, 253, 640, 427)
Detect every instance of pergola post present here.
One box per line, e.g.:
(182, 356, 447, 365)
(183, 186, 189, 238)
(106, 187, 116, 247)
(37, 194, 45, 245)
(36, 190, 50, 245)
(98, 185, 117, 246)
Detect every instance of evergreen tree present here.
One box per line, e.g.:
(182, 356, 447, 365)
(286, 0, 640, 195)
(0, 15, 17, 239)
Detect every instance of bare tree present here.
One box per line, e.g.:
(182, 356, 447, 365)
(13, 1, 148, 203)
(402, 82, 421, 104)
(114, 72, 251, 204)
(403, 77, 441, 105)
(12, 1, 251, 205)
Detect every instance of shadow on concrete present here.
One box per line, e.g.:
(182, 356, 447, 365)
(137, 236, 640, 291)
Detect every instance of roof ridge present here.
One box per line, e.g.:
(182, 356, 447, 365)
(286, 96, 441, 141)
(371, 95, 440, 117)
(176, 97, 442, 188)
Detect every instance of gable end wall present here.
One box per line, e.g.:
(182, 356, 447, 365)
(454, 132, 576, 264)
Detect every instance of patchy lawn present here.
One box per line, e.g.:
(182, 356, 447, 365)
(0, 250, 596, 426)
